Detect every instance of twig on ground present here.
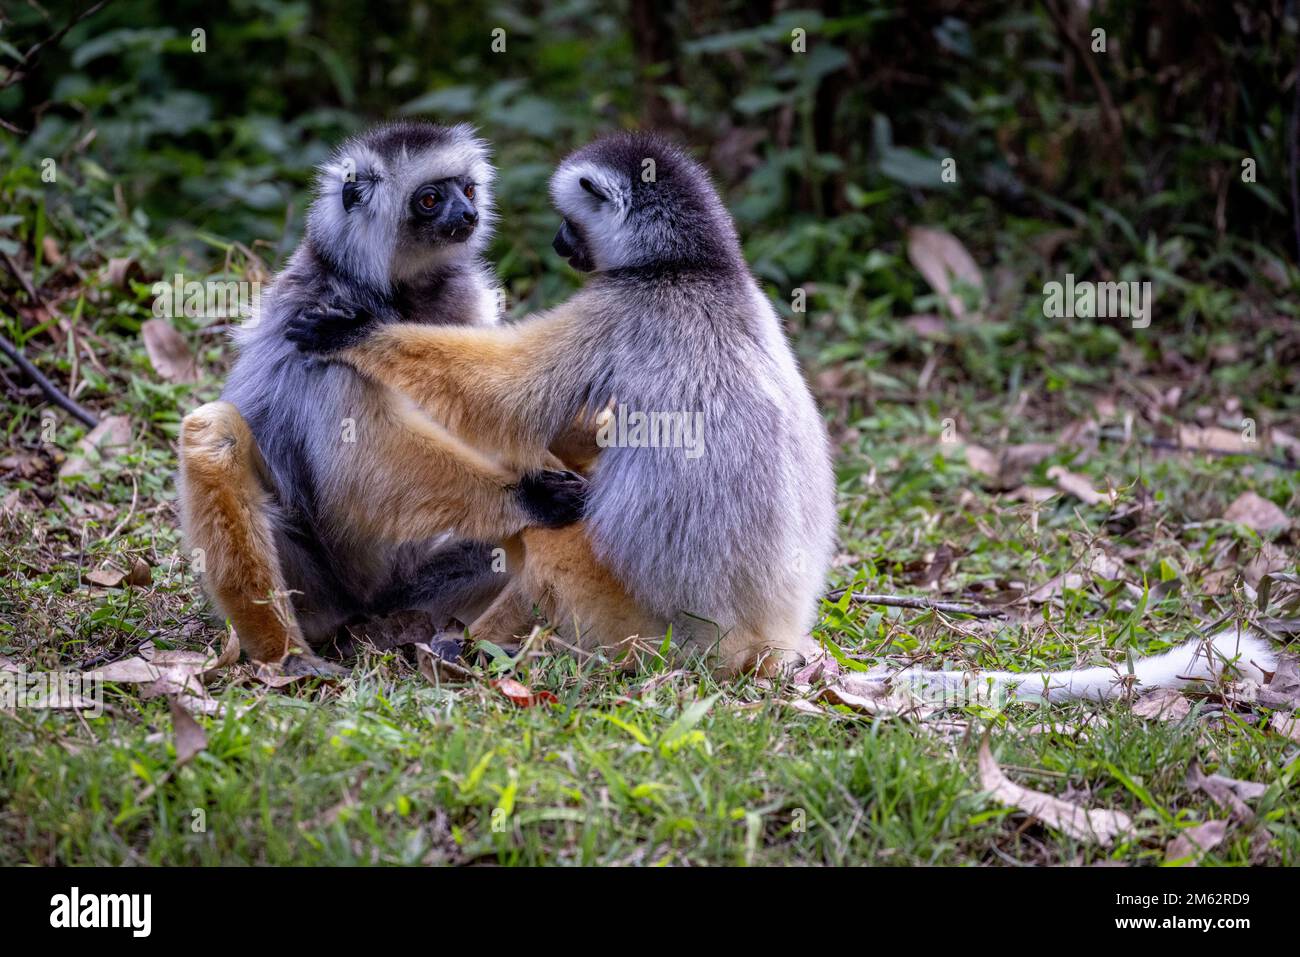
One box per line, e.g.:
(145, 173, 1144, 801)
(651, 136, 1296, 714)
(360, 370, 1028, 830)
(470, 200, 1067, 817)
(825, 589, 1006, 619)
(0, 331, 100, 427)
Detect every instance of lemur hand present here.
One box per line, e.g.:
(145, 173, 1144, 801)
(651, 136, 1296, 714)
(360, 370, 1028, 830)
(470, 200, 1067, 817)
(285, 303, 379, 354)
(515, 469, 589, 528)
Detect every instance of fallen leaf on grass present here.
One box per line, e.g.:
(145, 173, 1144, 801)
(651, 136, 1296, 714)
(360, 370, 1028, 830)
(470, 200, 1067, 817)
(1008, 485, 1057, 504)
(1223, 491, 1290, 535)
(168, 695, 207, 765)
(58, 415, 132, 480)
(1132, 688, 1191, 722)
(1025, 572, 1084, 603)
(1178, 424, 1252, 455)
(1186, 761, 1266, 823)
(102, 257, 141, 288)
(83, 557, 151, 590)
(84, 566, 129, 588)
(1244, 543, 1290, 589)
(964, 443, 999, 479)
(141, 319, 200, 383)
(1270, 712, 1300, 743)
(491, 677, 558, 708)
(1258, 658, 1300, 710)
(906, 226, 985, 320)
(1047, 466, 1107, 505)
(978, 737, 1135, 846)
(1165, 820, 1229, 865)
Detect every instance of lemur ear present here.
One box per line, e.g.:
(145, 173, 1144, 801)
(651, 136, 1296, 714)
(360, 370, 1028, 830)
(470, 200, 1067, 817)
(342, 179, 366, 213)
(579, 177, 608, 203)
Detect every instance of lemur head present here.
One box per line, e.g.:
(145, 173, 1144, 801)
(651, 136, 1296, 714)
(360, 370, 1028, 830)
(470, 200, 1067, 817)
(549, 132, 742, 274)
(308, 121, 495, 291)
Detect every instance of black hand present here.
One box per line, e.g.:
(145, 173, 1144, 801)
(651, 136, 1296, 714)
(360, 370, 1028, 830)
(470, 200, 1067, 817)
(515, 470, 589, 528)
(284, 305, 377, 354)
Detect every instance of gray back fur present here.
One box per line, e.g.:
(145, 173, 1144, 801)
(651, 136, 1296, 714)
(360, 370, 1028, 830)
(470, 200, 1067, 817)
(529, 133, 837, 638)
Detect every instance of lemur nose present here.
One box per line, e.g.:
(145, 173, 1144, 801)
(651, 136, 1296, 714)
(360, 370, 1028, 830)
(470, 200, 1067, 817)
(462, 210, 478, 225)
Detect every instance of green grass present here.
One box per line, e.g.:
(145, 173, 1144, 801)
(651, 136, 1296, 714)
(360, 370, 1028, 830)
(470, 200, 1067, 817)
(2, 328, 1298, 864)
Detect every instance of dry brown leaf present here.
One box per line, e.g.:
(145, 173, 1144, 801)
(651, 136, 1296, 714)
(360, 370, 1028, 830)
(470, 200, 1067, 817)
(1259, 658, 1300, 710)
(1270, 712, 1300, 743)
(1223, 491, 1289, 535)
(1008, 485, 1057, 504)
(902, 314, 949, 339)
(978, 737, 1135, 845)
(816, 683, 889, 714)
(1186, 761, 1266, 822)
(128, 557, 151, 587)
(964, 444, 999, 479)
(1025, 572, 1084, 603)
(1165, 820, 1229, 865)
(1131, 688, 1191, 722)
(58, 415, 132, 480)
(84, 566, 128, 588)
(1178, 424, 1251, 455)
(103, 257, 141, 287)
(1002, 443, 1057, 473)
(1244, 543, 1290, 589)
(141, 319, 200, 383)
(1047, 466, 1107, 505)
(489, 677, 558, 707)
(168, 695, 207, 765)
(906, 227, 984, 320)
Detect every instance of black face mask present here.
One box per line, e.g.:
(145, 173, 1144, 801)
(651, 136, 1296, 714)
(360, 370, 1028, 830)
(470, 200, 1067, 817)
(553, 218, 594, 272)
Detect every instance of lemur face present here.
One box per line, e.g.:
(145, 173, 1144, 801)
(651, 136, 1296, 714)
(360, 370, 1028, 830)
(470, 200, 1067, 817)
(548, 133, 739, 274)
(308, 121, 496, 290)
(406, 175, 480, 245)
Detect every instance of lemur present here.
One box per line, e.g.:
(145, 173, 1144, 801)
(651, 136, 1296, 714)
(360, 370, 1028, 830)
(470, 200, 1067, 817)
(178, 121, 587, 667)
(287, 131, 840, 677)
(287, 131, 1280, 695)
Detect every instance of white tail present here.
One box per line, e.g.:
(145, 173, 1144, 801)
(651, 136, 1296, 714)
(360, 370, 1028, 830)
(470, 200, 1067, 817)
(900, 628, 1277, 703)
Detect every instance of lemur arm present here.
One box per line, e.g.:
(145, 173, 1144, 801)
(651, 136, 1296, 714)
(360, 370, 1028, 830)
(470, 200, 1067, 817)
(339, 395, 586, 543)
(289, 308, 580, 465)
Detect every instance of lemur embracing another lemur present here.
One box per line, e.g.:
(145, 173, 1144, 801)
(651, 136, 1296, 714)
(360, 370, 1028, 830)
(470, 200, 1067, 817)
(178, 121, 587, 667)
(288, 132, 840, 677)
(289, 131, 1277, 693)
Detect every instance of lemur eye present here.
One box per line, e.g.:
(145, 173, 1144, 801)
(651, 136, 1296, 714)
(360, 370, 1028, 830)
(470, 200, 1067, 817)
(464, 184, 475, 200)
(420, 193, 437, 210)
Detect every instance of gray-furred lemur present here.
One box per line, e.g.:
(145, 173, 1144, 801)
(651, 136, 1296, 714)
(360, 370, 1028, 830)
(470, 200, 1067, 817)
(178, 121, 588, 666)
(288, 131, 840, 676)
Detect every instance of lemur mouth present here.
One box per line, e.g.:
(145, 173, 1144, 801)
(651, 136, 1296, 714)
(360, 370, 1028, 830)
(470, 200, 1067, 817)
(553, 218, 593, 272)
(441, 224, 475, 244)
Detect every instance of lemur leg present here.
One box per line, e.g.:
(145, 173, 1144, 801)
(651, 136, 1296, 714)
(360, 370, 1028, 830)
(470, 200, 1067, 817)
(463, 575, 536, 647)
(179, 402, 306, 664)
(474, 524, 667, 670)
(492, 526, 814, 678)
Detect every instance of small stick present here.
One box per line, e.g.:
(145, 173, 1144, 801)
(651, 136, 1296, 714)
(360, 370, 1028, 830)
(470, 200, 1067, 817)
(0, 331, 99, 428)
(825, 589, 1006, 619)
